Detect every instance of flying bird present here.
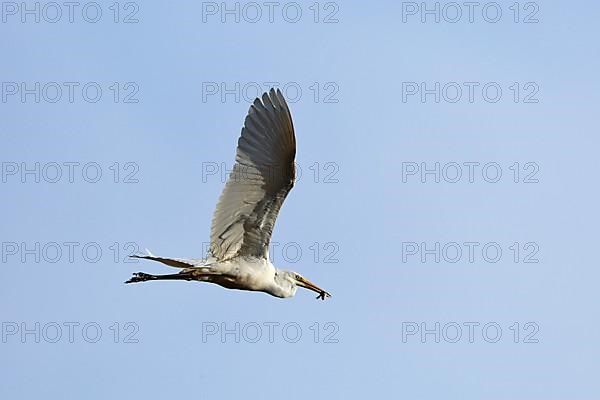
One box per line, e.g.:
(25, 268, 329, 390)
(126, 89, 331, 300)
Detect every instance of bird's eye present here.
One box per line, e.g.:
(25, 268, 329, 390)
(295, 274, 301, 280)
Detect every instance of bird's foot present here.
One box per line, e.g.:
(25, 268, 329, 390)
(125, 272, 155, 284)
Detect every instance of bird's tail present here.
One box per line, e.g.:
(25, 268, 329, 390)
(130, 249, 204, 269)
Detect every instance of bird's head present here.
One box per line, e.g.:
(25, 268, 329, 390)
(276, 270, 331, 300)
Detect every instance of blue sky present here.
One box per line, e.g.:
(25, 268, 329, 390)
(1, 1, 599, 398)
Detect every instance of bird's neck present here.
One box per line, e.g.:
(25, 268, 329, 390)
(267, 270, 296, 298)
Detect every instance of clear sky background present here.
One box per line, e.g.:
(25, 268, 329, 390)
(1, 1, 599, 398)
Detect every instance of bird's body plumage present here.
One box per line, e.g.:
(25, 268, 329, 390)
(126, 89, 330, 300)
(130, 254, 297, 298)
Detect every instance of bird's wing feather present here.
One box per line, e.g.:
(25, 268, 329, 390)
(209, 89, 296, 261)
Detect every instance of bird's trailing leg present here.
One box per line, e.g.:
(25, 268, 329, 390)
(125, 271, 196, 284)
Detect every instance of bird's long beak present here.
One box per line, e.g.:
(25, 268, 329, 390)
(296, 277, 331, 300)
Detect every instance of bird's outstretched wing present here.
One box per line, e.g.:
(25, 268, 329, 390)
(209, 89, 296, 261)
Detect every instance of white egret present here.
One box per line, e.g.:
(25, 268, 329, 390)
(126, 89, 331, 300)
